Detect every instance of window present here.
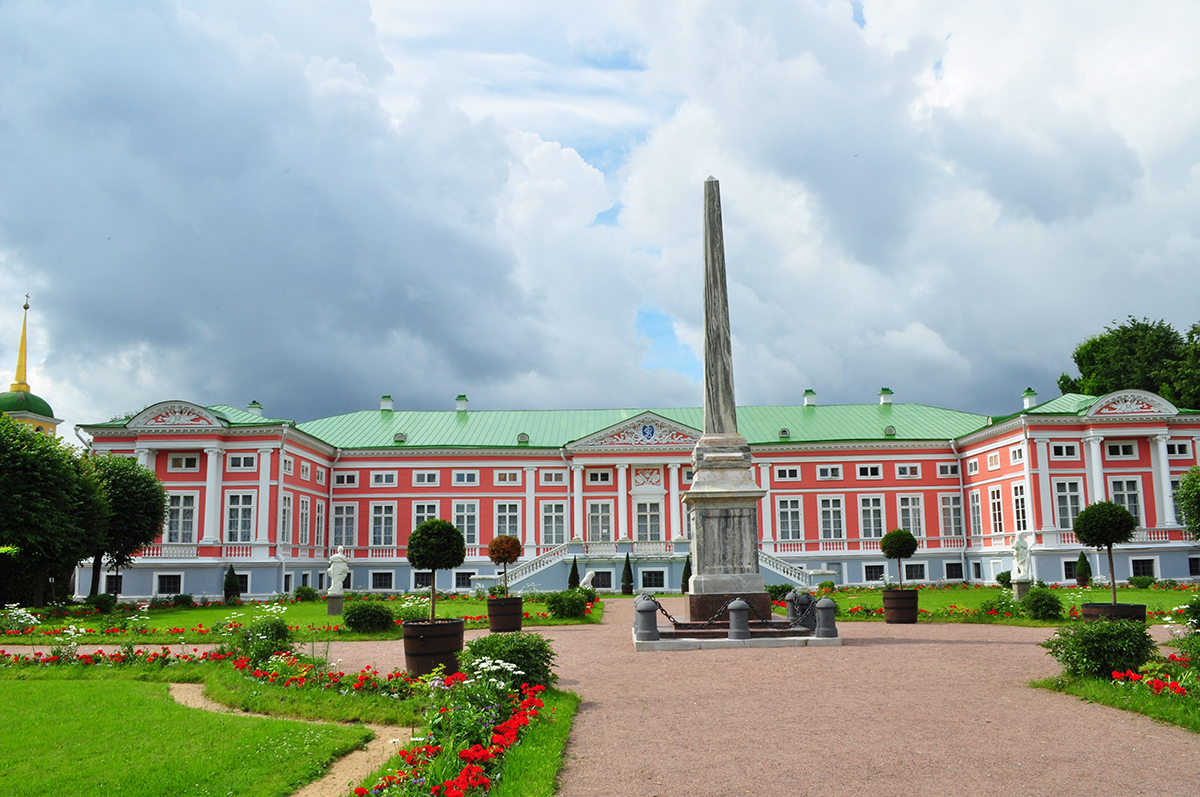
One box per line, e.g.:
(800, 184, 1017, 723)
(414, 471, 439, 486)
(372, 572, 393, 590)
(496, 502, 520, 538)
(592, 572, 613, 589)
(301, 572, 309, 588)
(587, 470, 612, 485)
(455, 571, 475, 590)
(776, 466, 799, 481)
(587, 502, 612, 541)
(541, 470, 565, 485)
(296, 497, 309, 545)
(636, 502, 662, 541)
(986, 452, 1000, 471)
(333, 505, 356, 548)
(864, 564, 885, 582)
(778, 499, 803, 540)
(857, 464, 882, 480)
(1051, 443, 1078, 459)
(282, 457, 293, 476)
(905, 563, 926, 581)
(896, 464, 920, 479)
(334, 472, 357, 486)
(940, 495, 963, 536)
(168, 454, 199, 472)
(682, 469, 694, 484)
(227, 454, 256, 471)
(300, 462, 311, 481)
(937, 462, 959, 478)
(989, 486, 1004, 534)
(237, 573, 251, 594)
(495, 471, 520, 485)
(156, 574, 181, 595)
(453, 471, 479, 486)
(945, 562, 964, 580)
(280, 494, 292, 543)
(454, 501, 477, 544)
(371, 471, 396, 487)
(413, 571, 432, 589)
(973, 561, 982, 580)
(640, 570, 665, 590)
(819, 497, 843, 539)
(898, 495, 923, 536)
(1063, 559, 1078, 581)
(414, 502, 438, 527)
(1111, 479, 1142, 525)
(1191, 558, 1200, 577)
(967, 459, 979, 475)
(371, 505, 395, 546)
(1055, 481, 1082, 529)
(226, 493, 254, 542)
(969, 491, 982, 536)
(859, 496, 883, 539)
(1012, 484, 1027, 532)
(816, 465, 841, 480)
(105, 574, 123, 595)
(542, 503, 566, 545)
(1009, 446, 1024, 465)
(1106, 441, 1137, 459)
(1130, 559, 1155, 579)
(1167, 441, 1192, 458)
(314, 502, 325, 547)
(316, 468, 325, 485)
(166, 494, 196, 543)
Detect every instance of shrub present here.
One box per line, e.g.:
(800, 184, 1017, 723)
(995, 570, 1012, 588)
(293, 585, 319, 602)
(342, 601, 394, 633)
(765, 584, 793, 602)
(172, 593, 194, 608)
(979, 591, 1019, 617)
(1128, 575, 1156, 589)
(1021, 587, 1063, 621)
(1074, 552, 1092, 585)
(681, 555, 692, 594)
(1040, 619, 1157, 678)
(148, 595, 173, 609)
(818, 580, 836, 591)
(575, 585, 598, 604)
(1174, 631, 1200, 660)
(621, 554, 633, 595)
(393, 597, 429, 624)
(84, 593, 117, 614)
(567, 556, 580, 590)
(1184, 596, 1200, 631)
(460, 631, 557, 688)
(545, 589, 588, 619)
(223, 565, 241, 601)
(239, 615, 292, 663)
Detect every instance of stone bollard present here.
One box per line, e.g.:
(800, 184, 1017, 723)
(727, 597, 751, 640)
(634, 597, 660, 641)
(815, 597, 838, 638)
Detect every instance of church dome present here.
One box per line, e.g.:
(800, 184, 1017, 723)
(0, 389, 54, 419)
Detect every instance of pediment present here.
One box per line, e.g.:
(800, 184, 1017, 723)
(569, 412, 700, 449)
(1086, 390, 1178, 418)
(128, 402, 224, 429)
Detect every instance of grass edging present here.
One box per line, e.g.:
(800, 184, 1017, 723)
(1032, 675, 1200, 734)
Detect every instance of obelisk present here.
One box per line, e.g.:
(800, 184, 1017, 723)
(682, 177, 769, 622)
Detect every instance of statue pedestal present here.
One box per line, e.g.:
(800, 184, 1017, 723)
(327, 595, 344, 616)
(1011, 578, 1031, 601)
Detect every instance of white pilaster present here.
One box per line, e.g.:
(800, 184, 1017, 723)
(135, 447, 156, 472)
(616, 464, 629, 540)
(758, 463, 774, 543)
(257, 448, 273, 544)
(571, 465, 584, 541)
(1033, 437, 1055, 530)
(668, 463, 682, 539)
(1151, 435, 1177, 526)
(524, 467, 537, 551)
(203, 447, 223, 543)
(1021, 440, 1034, 533)
(1084, 435, 1105, 506)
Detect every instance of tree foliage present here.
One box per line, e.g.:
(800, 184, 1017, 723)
(87, 455, 167, 597)
(1175, 466, 1200, 542)
(407, 519, 466, 621)
(1073, 501, 1137, 605)
(488, 534, 522, 597)
(880, 529, 919, 589)
(1058, 317, 1200, 408)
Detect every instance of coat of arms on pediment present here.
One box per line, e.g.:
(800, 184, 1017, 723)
(571, 413, 700, 449)
(1087, 390, 1178, 418)
(129, 402, 222, 429)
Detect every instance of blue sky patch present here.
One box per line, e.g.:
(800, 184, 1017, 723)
(636, 304, 701, 381)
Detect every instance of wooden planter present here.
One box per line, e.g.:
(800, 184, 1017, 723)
(1081, 603, 1147, 623)
(487, 596, 523, 633)
(882, 589, 919, 624)
(402, 618, 465, 677)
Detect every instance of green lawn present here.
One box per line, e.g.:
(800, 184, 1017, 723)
(1032, 674, 1200, 733)
(0, 680, 372, 797)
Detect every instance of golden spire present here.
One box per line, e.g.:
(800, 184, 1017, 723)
(10, 294, 30, 393)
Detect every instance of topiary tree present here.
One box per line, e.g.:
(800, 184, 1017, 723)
(621, 553, 634, 595)
(1175, 465, 1200, 542)
(1075, 551, 1092, 586)
(407, 519, 466, 622)
(488, 534, 522, 598)
(1073, 501, 1137, 606)
(880, 529, 919, 589)
(567, 556, 580, 590)
(223, 565, 241, 602)
(680, 554, 692, 594)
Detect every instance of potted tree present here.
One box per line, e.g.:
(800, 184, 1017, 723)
(1074, 551, 1092, 587)
(880, 528, 919, 623)
(487, 534, 523, 632)
(621, 553, 634, 595)
(1073, 501, 1144, 622)
(403, 519, 467, 675)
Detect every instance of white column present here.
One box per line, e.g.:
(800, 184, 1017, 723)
(1083, 435, 1105, 506)
(202, 447, 223, 543)
(616, 464, 629, 540)
(758, 463, 774, 544)
(257, 448, 273, 544)
(524, 467, 537, 552)
(1151, 435, 1177, 526)
(668, 463, 682, 539)
(135, 447, 156, 472)
(571, 465, 584, 540)
(1033, 437, 1055, 530)
(1021, 440, 1035, 534)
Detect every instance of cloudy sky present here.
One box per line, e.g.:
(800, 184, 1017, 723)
(3, 1, 1199, 436)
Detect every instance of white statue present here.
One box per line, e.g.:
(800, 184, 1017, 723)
(580, 570, 596, 588)
(1012, 531, 1032, 580)
(327, 546, 350, 596)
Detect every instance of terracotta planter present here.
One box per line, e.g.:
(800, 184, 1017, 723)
(1081, 603, 1147, 623)
(882, 589, 919, 624)
(402, 618, 465, 677)
(487, 596, 523, 633)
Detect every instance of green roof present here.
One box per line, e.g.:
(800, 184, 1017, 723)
(1023, 393, 1099, 415)
(0, 390, 54, 418)
(207, 404, 293, 426)
(295, 403, 989, 449)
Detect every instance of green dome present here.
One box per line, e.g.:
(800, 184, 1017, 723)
(0, 390, 55, 419)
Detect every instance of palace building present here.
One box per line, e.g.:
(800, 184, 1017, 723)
(74, 387, 1200, 599)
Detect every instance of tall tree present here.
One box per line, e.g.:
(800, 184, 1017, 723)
(1175, 466, 1200, 543)
(1058, 317, 1187, 402)
(87, 455, 167, 597)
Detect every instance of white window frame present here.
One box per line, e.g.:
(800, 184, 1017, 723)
(1054, 479, 1083, 529)
(541, 470, 566, 485)
(494, 470, 521, 486)
(857, 464, 882, 480)
(332, 503, 356, 548)
(863, 562, 887, 583)
(154, 572, 185, 596)
(282, 456, 294, 476)
(167, 453, 200, 472)
(682, 468, 694, 484)
(1106, 440, 1138, 460)
(587, 501, 613, 542)
(411, 570, 433, 590)
(541, 501, 567, 546)
(1012, 483, 1027, 532)
(939, 494, 963, 537)
(587, 469, 613, 485)
(371, 502, 396, 547)
(638, 567, 668, 592)
(314, 501, 325, 547)
(165, 492, 198, 544)
(897, 494, 924, 537)
(1166, 441, 1192, 458)
(903, 561, 928, 582)
(968, 490, 982, 536)
(495, 500, 521, 539)
(858, 495, 884, 539)
(1128, 556, 1159, 580)
(334, 472, 357, 487)
(635, 501, 662, 541)
(1109, 476, 1143, 526)
(413, 470, 440, 487)
(369, 570, 394, 591)
(1009, 445, 1024, 465)
(775, 466, 800, 481)
(966, 458, 979, 475)
(989, 486, 1004, 534)
(226, 493, 255, 543)
(777, 497, 804, 540)
(936, 462, 959, 478)
(986, 452, 1001, 471)
(1050, 442, 1079, 460)
(895, 464, 921, 479)
(226, 453, 257, 472)
(454, 569, 477, 592)
(299, 462, 310, 481)
(818, 495, 844, 540)
(279, 492, 293, 543)
(298, 495, 311, 545)
(453, 470, 479, 486)
(370, 471, 397, 487)
(454, 500, 478, 544)
(587, 569, 617, 591)
(316, 468, 326, 485)
(413, 501, 439, 528)
(816, 465, 842, 481)
(944, 561, 964, 581)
